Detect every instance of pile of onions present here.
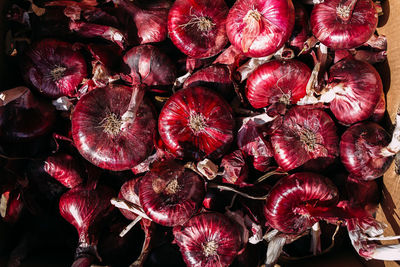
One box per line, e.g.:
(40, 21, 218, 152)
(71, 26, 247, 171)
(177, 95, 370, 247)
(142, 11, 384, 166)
(226, 0, 295, 57)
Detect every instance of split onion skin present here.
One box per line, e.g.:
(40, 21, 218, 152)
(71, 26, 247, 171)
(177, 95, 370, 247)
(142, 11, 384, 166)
(340, 122, 392, 180)
(139, 160, 205, 227)
(264, 172, 339, 234)
(72, 84, 156, 171)
(158, 86, 235, 160)
(173, 212, 242, 267)
(246, 60, 311, 109)
(23, 39, 87, 98)
(311, 0, 378, 50)
(271, 106, 339, 171)
(327, 59, 383, 125)
(226, 0, 295, 58)
(167, 0, 229, 59)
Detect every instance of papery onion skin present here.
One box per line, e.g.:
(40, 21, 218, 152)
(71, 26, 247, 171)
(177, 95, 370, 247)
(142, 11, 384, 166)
(327, 59, 383, 125)
(264, 172, 339, 234)
(72, 84, 156, 171)
(167, 0, 229, 59)
(59, 185, 114, 246)
(221, 150, 248, 185)
(271, 106, 339, 171)
(158, 86, 235, 160)
(183, 65, 235, 100)
(0, 89, 56, 141)
(173, 212, 242, 267)
(118, 178, 141, 221)
(246, 60, 311, 109)
(310, 0, 378, 50)
(139, 160, 205, 227)
(43, 153, 84, 188)
(340, 122, 392, 180)
(226, 0, 295, 58)
(22, 39, 87, 98)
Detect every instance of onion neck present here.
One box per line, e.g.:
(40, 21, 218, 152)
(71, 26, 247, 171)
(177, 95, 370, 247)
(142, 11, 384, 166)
(120, 85, 146, 130)
(241, 9, 263, 53)
(336, 0, 359, 22)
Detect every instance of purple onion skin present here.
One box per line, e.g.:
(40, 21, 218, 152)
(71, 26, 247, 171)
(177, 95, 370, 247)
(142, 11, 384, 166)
(71, 84, 156, 171)
(118, 178, 141, 221)
(340, 122, 392, 180)
(311, 0, 378, 49)
(0, 89, 56, 141)
(139, 160, 205, 227)
(23, 39, 87, 98)
(43, 153, 84, 188)
(173, 212, 242, 267)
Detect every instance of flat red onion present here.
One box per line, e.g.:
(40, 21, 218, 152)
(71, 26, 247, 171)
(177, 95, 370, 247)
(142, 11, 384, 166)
(139, 160, 205, 226)
(226, 0, 295, 58)
(299, 59, 383, 125)
(246, 60, 311, 109)
(71, 84, 156, 171)
(340, 122, 392, 180)
(221, 150, 248, 185)
(158, 86, 235, 160)
(310, 0, 378, 49)
(173, 212, 243, 267)
(113, 0, 170, 44)
(43, 153, 84, 188)
(270, 106, 339, 171)
(264, 172, 339, 234)
(167, 0, 229, 59)
(183, 64, 235, 100)
(22, 39, 87, 98)
(0, 87, 56, 141)
(122, 44, 176, 90)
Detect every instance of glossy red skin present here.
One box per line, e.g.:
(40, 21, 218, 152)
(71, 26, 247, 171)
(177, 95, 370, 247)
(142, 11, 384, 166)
(72, 84, 156, 171)
(327, 59, 383, 125)
(289, 2, 310, 50)
(23, 39, 87, 98)
(271, 106, 339, 171)
(221, 150, 248, 185)
(59, 185, 114, 245)
(246, 60, 311, 109)
(43, 153, 84, 188)
(118, 178, 141, 221)
(122, 44, 176, 87)
(340, 122, 392, 180)
(0, 90, 55, 141)
(264, 172, 339, 234)
(371, 93, 385, 122)
(173, 212, 242, 267)
(139, 161, 205, 227)
(168, 0, 229, 59)
(237, 120, 274, 172)
(226, 0, 295, 58)
(158, 86, 235, 160)
(183, 65, 234, 100)
(310, 0, 378, 49)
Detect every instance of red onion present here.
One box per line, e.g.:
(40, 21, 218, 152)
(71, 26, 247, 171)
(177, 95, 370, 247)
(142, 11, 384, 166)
(246, 60, 311, 109)
(22, 39, 87, 98)
(173, 212, 243, 267)
(299, 59, 383, 126)
(183, 64, 235, 100)
(118, 178, 141, 221)
(310, 0, 378, 49)
(221, 150, 248, 185)
(226, 0, 295, 58)
(167, 0, 229, 59)
(43, 153, 84, 188)
(270, 106, 339, 171)
(158, 86, 235, 160)
(237, 119, 274, 172)
(59, 184, 114, 262)
(71, 84, 156, 171)
(340, 122, 392, 180)
(0, 87, 56, 141)
(139, 160, 205, 226)
(113, 0, 170, 44)
(264, 172, 339, 234)
(371, 93, 385, 122)
(122, 44, 176, 90)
